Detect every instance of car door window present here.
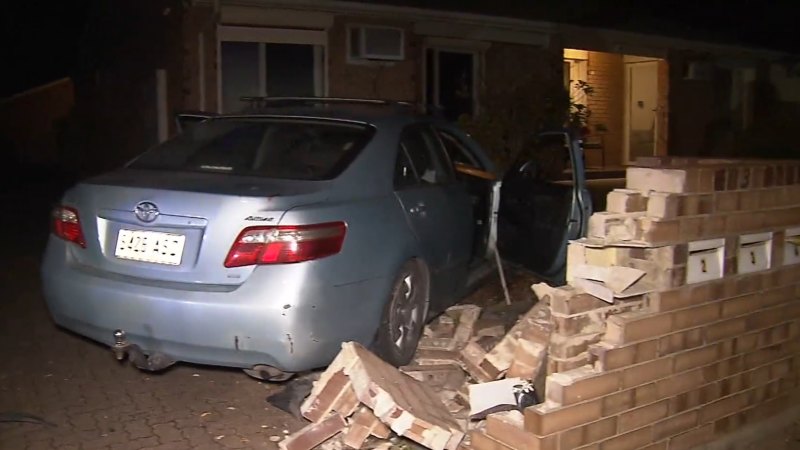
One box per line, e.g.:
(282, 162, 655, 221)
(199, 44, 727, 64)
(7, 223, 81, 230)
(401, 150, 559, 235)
(437, 130, 481, 168)
(398, 126, 454, 186)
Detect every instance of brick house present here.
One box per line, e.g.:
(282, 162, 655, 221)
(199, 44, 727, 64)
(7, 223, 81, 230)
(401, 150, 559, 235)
(68, 0, 800, 174)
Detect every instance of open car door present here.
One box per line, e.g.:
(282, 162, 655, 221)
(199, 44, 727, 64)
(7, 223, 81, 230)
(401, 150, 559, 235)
(497, 131, 592, 284)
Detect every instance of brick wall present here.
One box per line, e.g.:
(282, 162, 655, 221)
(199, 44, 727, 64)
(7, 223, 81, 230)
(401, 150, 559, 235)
(181, 4, 217, 113)
(473, 157, 800, 450)
(328, 16, 420, 102)
(587, 52, 625, 167)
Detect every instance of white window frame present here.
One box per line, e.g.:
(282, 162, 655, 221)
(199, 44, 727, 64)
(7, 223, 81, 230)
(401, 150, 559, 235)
(422, 38, 485, 117)
(216, 25, 328, 113)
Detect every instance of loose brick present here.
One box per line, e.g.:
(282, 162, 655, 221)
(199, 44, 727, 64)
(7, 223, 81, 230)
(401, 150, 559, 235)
(280, 413, 347, 450)
(672, 303, 720, 331)
(607, 189, 647, 213)
(618, 400, 669, 433)
(647, 192, 680, 219)
(588, 212, 642, 241)
(638, 217, 681, 245)
(674, 345, 721, 372)
(627, 167, 696, 193)
(668, 424, 714, 450)
(652, 410, 698, 441)
(698, 391, 750, 423)
(470, 431, 515, 450)
(622, 358, 673, 389)
(598, 426, 653, 450)
(550, 293, 608, 316)
(605, 311, 674, 346)
(524, 400, 602, 436)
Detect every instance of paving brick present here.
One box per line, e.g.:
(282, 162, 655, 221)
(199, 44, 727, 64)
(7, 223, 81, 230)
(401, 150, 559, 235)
(618, 400, 669, 433)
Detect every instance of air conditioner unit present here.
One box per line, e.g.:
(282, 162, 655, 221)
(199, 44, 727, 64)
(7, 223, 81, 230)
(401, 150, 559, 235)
(348, 26, 404, 61)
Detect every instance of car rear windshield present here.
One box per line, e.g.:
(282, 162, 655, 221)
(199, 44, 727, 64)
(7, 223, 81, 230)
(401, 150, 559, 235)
(129, 118, 374, 180)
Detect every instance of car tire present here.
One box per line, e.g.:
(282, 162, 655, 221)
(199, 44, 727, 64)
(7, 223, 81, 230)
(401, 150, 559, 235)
(372, 260, 429, 367)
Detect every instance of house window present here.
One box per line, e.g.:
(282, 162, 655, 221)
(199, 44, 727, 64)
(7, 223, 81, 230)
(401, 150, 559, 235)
(425, 48, 478, 121)
(218, 26, 326, 113)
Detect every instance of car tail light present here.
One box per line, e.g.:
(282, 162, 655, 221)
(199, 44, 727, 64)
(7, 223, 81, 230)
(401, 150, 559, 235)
(51, 206, 86, 248)
(225, 222, 346, 267)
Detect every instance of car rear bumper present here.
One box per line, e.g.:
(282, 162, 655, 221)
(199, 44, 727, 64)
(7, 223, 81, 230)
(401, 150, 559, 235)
(41, 240, 389, 372)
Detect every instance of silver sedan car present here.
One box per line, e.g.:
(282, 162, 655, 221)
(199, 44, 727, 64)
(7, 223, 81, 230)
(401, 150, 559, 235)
(41, 98, 503, 380)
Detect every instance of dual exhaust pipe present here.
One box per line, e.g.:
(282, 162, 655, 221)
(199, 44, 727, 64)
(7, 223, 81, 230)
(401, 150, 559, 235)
(112, 329, 175, 372)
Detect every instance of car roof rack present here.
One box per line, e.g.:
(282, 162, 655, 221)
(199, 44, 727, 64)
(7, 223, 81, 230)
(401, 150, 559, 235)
(239, 96, 416, 109)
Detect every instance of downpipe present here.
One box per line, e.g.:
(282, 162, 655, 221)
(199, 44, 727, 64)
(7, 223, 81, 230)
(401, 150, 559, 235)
(112, 330, 175, 372)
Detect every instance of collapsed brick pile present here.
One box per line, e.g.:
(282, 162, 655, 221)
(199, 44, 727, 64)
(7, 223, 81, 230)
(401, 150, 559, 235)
(474, 156, 800, 450)
(284, 156, 800, 450)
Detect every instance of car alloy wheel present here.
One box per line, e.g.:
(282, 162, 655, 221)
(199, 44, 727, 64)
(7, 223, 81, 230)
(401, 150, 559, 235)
(374, 260, 428, 366)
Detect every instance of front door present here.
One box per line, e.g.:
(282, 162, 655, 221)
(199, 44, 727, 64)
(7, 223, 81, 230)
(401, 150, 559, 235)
(625, 61, 659, 163)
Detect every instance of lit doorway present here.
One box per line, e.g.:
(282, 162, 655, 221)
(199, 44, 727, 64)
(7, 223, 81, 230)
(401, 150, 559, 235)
(624, 56, 660, 163)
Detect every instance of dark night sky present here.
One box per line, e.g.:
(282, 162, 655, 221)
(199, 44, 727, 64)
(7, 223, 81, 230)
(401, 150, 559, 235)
(3, 0, 799, 99)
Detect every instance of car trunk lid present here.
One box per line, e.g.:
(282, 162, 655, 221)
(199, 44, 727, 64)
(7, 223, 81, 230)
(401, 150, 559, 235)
(62, 169, 330, 286)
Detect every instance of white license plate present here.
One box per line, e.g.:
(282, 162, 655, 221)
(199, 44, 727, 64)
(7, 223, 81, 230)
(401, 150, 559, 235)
(114, 229, 186, 265)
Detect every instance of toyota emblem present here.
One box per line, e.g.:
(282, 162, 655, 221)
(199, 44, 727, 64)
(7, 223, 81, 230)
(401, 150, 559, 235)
(134, 202, 160, 223)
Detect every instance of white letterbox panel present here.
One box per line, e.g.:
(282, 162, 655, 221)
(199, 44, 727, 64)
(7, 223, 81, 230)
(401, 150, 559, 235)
(687, 238, 725, 284)
(738, 232, 772, 274)
(785, 227, 800, 266)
